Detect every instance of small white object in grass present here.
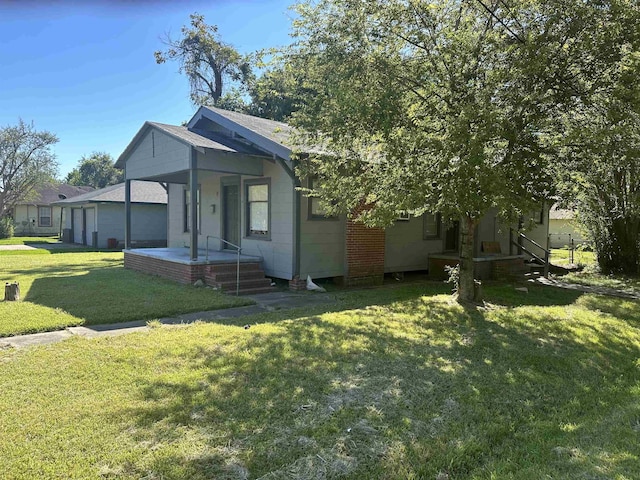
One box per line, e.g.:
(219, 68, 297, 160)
(306, 275, 326, 292)
(193, 279, 204, 287)
(515, 287, 528, 293)
(243, 324, 250, 330)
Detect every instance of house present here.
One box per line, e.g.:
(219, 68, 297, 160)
(115, 106, 550, 292)
(11, 184, 94, 237)
(53, 181, 167, 248)
(548, 204, 586, 248)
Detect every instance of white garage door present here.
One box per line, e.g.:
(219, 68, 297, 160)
(85, 208, 95, 247)
(73, 209, 83, 244)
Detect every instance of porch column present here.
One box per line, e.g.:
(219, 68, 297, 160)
(124, 179, 131, 249)
(189, 148, 198, 260)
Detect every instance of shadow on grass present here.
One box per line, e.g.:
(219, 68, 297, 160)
(115, 286, 640, 479)
(24, 265, 250, 326)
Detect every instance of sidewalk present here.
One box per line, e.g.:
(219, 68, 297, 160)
(0, 291, 335, 349)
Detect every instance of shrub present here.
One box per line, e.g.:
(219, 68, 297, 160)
(0, 217, 14, 239)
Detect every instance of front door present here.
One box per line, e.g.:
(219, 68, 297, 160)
(73, 208, 83, 244)
(222, 182, 240, 249)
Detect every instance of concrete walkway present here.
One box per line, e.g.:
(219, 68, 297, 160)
(0, 291, 335, 349)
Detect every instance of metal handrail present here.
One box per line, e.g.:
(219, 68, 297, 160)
(510, 228, 550, 277)
(206, 235, 242, 296)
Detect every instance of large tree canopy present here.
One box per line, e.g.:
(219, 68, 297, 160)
(65, 152, 123, 189)
(155, 13, 253, 106)
(288, 0, 566, 300)
(0, 120, 58, 218)
(554, 3, 640, 275)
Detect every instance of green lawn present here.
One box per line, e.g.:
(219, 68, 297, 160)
(0, 236, 62, 245)
(550, 247, 597, 267)
(0, 252, 252, 337)
(1, 283, 639, 479)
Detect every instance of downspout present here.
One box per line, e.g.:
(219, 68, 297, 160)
(275, 155, 301, 278)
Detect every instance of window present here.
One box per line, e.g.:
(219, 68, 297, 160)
(183, 186, 201, 233)
(307, 177, 336, 219)
(397, 211, 410, 221)
(423, 213, 441, 239)
(246, 180, 270, 239)
(38, 206, 52, 227)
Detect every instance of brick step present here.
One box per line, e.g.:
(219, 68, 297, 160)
(206, 262, 263, 274)
(206, 270, 269, 283)
(233, 285, 278, 295)
(215, 278, 274, 292)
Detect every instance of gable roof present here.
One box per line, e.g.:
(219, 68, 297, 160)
(115, 121, 270, 169)
(188, 106, 295, 160)
(19, 184, 94, 205)
(53, 181, 167, 206)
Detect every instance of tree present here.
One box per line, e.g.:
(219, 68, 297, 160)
(0, 120, 58, 219)
(289, 0, 562, 301)
(554, 3, 640, 275)
(155, 13, 253, 106)
(247, 63, 305, 121)
(65, 152, 123, 189)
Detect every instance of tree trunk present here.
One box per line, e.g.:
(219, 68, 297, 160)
(4, 282, 19, 301)
(457, 215, 478, 303)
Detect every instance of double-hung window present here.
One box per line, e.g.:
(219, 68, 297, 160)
(246, 180, 270, 239)
(38, 206, 52, 227)
(423, 213, 441, 239)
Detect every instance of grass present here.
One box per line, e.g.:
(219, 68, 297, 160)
(563, 270, 640, 295)
(0, 252, 252, 337)
(550, 247, 596, 267)
(1, 283, 639, 479)
(0, 236, 62, 245)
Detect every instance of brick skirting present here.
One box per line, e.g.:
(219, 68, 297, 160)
(124, 252, 205, 285)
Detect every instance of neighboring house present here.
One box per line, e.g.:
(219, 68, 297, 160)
(548, 204, 586, 248)
(53, 181, 167, 248)
(11, 184, 94, 237)
(115, 106, 550, 291)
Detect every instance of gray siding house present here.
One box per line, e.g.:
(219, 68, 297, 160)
(54, 181, 167, 248)
(115, 106, 549, 291)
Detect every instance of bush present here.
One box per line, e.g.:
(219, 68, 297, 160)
(0, 217, 14, 239)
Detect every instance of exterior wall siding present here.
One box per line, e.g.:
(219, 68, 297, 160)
(97, 203, 167, 248)
(299, 195, 346, 279)
(384, 215, 443, 272)
(125, 130, 190, 180)
(12, 204, 63, 236)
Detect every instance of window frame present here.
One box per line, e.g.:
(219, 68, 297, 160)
(38, 206, 52, 227)
(423, 213, 441, 240)
(307, 177, 338, 221)
(245, 178, 271, 240)
(183, 185, 201, 234)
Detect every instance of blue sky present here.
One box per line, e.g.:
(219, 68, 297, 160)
(0, 0, 294, 178)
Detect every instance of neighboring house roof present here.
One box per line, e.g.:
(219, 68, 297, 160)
(52, 181, 167, 206)
(549, 204, 576, 220)
(18, 184, 94, 205)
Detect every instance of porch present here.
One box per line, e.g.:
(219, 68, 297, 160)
(428, 254, 527, 281)
(124, 248, 276, 294)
